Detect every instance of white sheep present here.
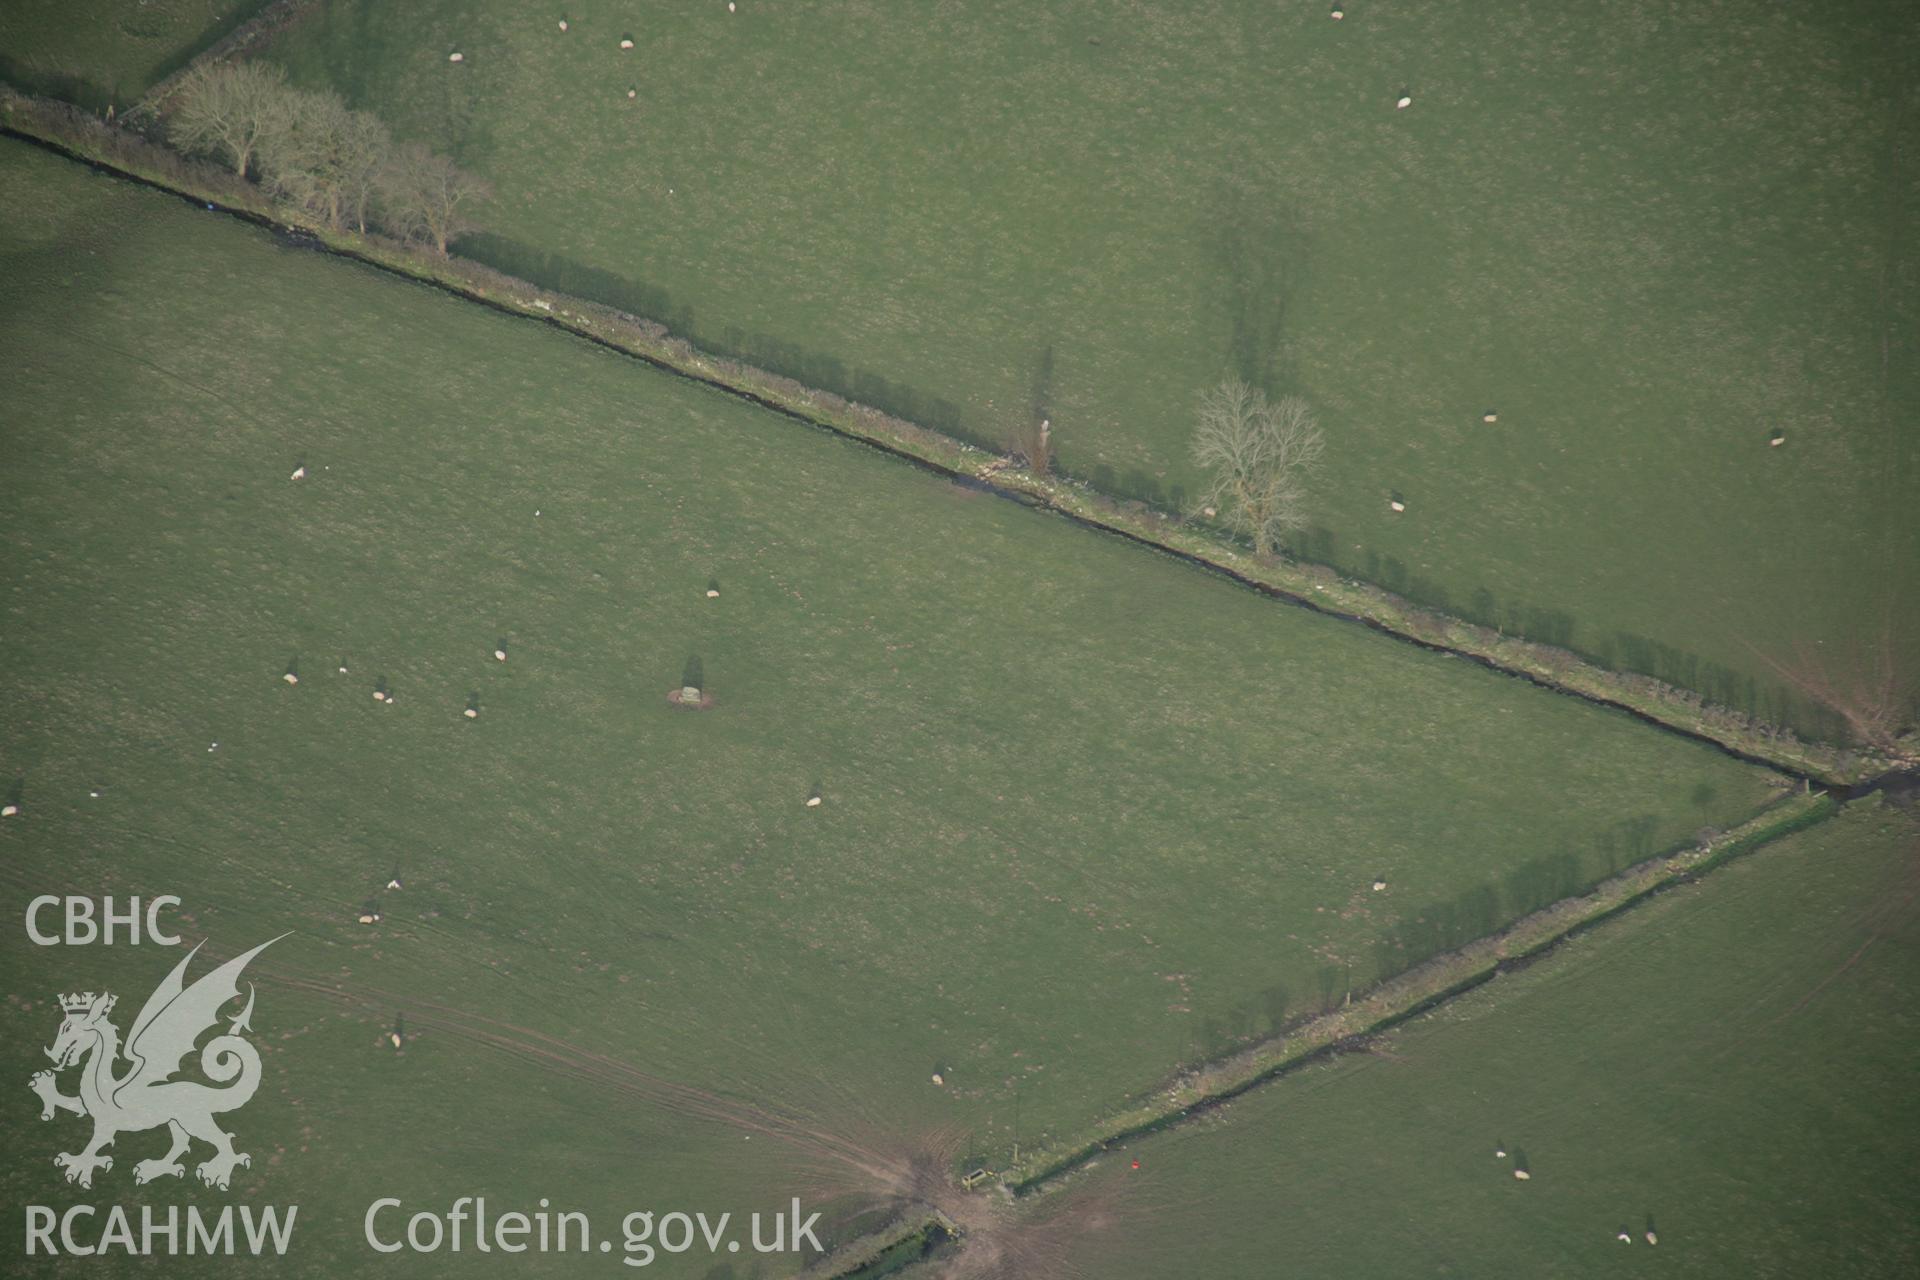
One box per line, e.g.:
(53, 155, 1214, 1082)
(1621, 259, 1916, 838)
(806, 795, 822, 808)
(1372, 879, 1387, 891)
(1331, 7, 1344, 17)
(627, 88, 637, 99)
(449, 52, 465, 63)
(1646, 1232, 1658, 1245)
(620, 37, 634, 49)
(558, 19, 569, 31)
(464, 707, 479, 719)
(1, 804, 17, 818)
(372, 690, 386, 702)
(283, 672, 299, 685)
(1494, 1147, 1506, 1158)
(387, 875, 404, 890)
(1617, 1231, 1632, 1243)
(1396, 93, 1413, 109)
(1483, 411, 1497, 423)
(494, 647, 508, 661)
(1513, 1169, 1530, 1180)
(1389, 499, 1406, 513)
(291, 465, 306, 480)
(930, 1072, 944, 1086)
(388, 1031, 403, 1049)
(706, 588, 720, 598)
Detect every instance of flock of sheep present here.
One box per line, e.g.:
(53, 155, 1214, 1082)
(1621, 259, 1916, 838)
(268, 468, 826, 925)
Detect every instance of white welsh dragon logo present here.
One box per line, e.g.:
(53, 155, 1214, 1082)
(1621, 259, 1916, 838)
(28, 936, 284, 1191)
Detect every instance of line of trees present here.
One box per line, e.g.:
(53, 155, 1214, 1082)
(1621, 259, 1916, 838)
(163, 62, 487, 254)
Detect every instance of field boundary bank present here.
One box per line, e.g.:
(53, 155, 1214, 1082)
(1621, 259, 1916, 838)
(805, 789, 1842, 1277)
(0, 92, 1905, 790)
(0, 106, 1897, 1279)
(995, 787, 1838, 1195)
(795, 1213, 953, 1280)
(128, 0, 329, 118)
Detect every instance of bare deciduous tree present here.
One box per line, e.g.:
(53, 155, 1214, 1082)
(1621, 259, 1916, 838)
(164, 61, 289, 179)
(339, 109, 392, 234)
(376, 142, 490, 255)
(1191, 378, 1325, 556)
(256, 90, 389, 232)
(155, 66, 482, 247)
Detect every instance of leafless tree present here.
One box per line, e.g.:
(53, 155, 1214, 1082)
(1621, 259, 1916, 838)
(256, 89, 389, 232)
(339, 110, 392, 233)
(376, 142, 490, 255)
(1191, 378, 1324, 555)
(164, 61, 289, 179)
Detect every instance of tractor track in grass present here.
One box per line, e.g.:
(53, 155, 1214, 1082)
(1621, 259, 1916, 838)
(2, 786, 1869, 1280)
(2, 106, 1915, 1279)
(815, 787, 1872, 1277)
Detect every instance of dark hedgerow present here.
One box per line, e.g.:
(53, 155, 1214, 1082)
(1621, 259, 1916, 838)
(0, 82, 1883, 783)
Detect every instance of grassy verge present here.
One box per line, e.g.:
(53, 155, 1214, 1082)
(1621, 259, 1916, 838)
(0, 84, 1898, 795)
(997, 788, 1838, 1195)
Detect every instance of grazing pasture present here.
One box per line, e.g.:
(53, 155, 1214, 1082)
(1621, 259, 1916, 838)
(264, 0, 1920, 735)
(1069, 800, 1920, 1278)
(0, 138, 1790, 1275)
(0, 0, 267, 109)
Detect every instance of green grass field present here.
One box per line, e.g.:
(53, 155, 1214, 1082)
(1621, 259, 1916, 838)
(0, 136, 1799, 1273)
(1061, 799, 1920, 1278)
(260, 0, 1920, 736)
(0, 0, 266, 109)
